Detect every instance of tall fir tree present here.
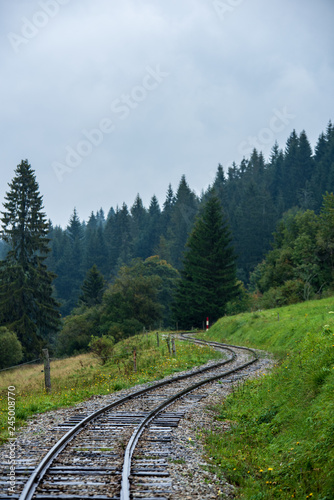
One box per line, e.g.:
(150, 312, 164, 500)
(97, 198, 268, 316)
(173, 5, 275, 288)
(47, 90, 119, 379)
(130, 194, 148, 259)
(168, 175, 199, 268)
(0, 160, 60, 357)
(79, 264, 106, 307)
(173, 192, 237, 328)
(58, 208, 85, 314)
(161, 184, 175, 236)
(146, 195, 162, 256)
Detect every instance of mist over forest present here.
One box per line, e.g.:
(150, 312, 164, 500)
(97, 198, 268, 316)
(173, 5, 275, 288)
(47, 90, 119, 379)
(41, 122, 334, 315)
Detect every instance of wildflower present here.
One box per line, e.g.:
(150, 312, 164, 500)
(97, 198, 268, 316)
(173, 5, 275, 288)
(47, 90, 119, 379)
(268, 468, 273, 471)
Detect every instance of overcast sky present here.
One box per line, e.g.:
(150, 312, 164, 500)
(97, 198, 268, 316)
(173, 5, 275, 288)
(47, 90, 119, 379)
(1, 0, 333, 227)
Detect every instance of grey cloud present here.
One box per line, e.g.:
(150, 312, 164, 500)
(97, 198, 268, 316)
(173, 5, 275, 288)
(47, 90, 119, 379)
(0, 0, 333, 226)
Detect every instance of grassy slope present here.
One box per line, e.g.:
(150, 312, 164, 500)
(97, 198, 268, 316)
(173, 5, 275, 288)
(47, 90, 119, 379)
(200, 297, 334, 499)
(0, 332, 222, 444)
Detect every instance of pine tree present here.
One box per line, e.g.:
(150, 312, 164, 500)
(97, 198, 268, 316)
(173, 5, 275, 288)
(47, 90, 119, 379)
(283, 130, 300, 206)
(173, 192, 237, 328)
(161, 184, 175, 236)
(130, 194, 148, 259)
(212, 164, 227, 206)
(79, 264, 106, 307)
(235, 181, 276, 280)
(146, 195, 162, 256)
(57, 208, 85, 314)
(168, 175, 199, 268)
(0, 160, 60, 357)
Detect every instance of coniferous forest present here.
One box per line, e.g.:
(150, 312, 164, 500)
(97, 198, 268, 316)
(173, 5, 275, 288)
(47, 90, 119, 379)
(1, 122, 334, 362)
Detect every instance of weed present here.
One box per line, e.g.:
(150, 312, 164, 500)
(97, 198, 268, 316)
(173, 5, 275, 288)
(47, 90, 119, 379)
(168, 458, 186, 464)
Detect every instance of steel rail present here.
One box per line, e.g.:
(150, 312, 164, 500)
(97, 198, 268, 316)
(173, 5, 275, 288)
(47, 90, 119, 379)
(180, 332, 260, 357)
(18, 335, 235, 500)
(120, 340, 258, 499)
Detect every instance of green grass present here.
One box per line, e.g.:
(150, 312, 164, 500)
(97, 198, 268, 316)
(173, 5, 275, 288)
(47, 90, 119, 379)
(0, 331, 222, 444)
(199, 297, 334, 499)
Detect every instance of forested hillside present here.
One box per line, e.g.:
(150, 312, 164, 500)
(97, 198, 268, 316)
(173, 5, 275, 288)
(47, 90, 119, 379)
(40, 122, 334, 315)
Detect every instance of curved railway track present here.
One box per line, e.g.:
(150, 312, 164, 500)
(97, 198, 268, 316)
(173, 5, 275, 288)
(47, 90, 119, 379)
(2, 335, 262, 500)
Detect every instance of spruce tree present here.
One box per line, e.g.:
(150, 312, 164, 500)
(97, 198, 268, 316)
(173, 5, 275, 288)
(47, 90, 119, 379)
(79, 264, 106, 307)
(0, 160, 60, 357)
(146, 195, 162, 256)
(130, 195, 148, 259)
(173, 192, 237, 328)
(168, 175, 199, 268)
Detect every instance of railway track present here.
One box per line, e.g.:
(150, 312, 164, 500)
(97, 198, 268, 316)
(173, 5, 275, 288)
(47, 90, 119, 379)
(1, 335, 263, 500)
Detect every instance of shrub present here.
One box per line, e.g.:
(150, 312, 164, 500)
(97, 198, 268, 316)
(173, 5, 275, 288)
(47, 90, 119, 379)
(88, 335, 114, 365)
(56, 308, 100, 356)
(0, 327, 23, 369)
(259, 279, 304, 309)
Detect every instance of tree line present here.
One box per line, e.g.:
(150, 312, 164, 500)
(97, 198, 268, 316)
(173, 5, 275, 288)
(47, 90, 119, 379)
(0, 161, 236, 363)
(1, 121, 334, 364)
(42, 121, 334, 315)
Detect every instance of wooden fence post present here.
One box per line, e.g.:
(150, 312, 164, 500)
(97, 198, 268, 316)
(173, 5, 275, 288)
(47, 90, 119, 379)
(156, 331, 160, 347)
(133, 349, 137, 373)
(166, 337, 171, 355)
(42, 349, 51, 394)
(172, 337, 176, 357)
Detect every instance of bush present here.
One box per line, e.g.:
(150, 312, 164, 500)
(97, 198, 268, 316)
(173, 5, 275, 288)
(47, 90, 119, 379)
(0, 327, 23, 369)
(88, 335, 114, 365)
(259, 279, 304, 309)
(225, 281, 252, 315)
(100, 318, 144, 342)
(56, 308, 100, 356)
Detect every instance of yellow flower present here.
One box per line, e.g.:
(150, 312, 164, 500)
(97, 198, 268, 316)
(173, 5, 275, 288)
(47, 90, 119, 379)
(268, 467, 273, 471)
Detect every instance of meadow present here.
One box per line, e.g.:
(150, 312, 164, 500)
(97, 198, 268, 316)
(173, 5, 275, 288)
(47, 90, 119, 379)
(0, 332, 222, 444)
(200, 297, 334, 499)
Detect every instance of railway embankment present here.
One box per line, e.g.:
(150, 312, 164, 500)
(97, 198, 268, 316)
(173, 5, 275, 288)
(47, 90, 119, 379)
(200, 296, 334, 499)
